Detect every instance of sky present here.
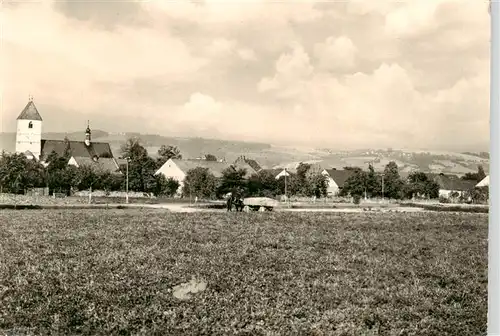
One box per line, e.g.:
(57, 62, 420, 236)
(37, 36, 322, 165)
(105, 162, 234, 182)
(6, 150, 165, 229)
(0, 0, 491, 151)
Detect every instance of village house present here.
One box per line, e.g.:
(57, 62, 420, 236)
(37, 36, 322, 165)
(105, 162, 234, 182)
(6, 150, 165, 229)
(426, 173, 476, 199)
(234, 155, 262, 173)
(274, 168, 294, 180)
(321, 168, 355, 196)
(67, 156, 123, 175)
(270, 162, 325, 180)
(476, 175, 490, 187)
(14, 97, 116, 173)
(154, 158, 256, 195)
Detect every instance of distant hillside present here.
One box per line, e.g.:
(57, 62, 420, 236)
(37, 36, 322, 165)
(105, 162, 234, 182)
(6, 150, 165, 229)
(272, 148, 490, 175)
(0, 132, 489, 175)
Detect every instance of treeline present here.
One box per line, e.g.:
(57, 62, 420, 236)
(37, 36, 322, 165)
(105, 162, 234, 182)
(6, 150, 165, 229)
(339, 162, 488, 204)
(182, 162, 329, 199)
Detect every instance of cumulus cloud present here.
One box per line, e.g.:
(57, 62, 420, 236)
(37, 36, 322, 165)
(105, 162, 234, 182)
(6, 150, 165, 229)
(258, 43, 314, 97)
(0, 0, 491, 151)
(237, 48, 257, 61)
(205, 38, 237, 57)
(314, 36, 358, 71)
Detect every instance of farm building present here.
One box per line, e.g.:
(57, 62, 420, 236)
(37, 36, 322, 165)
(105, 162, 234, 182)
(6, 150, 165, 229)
(14, 97, 114, 164)
(67, 156, 123, 175)
(427, 173, 476, 199)
(154, 158, 255, 195)
(258, 168, 285, 179)
(234, 156, 262, 173)
(476, 175, 489, 187)
(321, 169, 355, 196)
(271, 162, 325, 180)
(274, 168, 293, 180)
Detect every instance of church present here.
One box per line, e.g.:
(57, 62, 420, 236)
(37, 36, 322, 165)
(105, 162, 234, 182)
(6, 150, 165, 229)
(15, 97, 121, 173)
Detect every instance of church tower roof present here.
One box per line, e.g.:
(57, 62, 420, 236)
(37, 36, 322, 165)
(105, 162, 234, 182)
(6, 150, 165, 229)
(17, 96, 43, 121)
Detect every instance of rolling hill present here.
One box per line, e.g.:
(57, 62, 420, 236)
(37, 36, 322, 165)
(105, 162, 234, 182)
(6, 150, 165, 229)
(0, 131, 489, 175)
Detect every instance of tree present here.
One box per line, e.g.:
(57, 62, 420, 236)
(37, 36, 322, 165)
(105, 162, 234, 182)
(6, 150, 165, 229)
(477, 165, 486, 181)
(157, 145, 182, 167)
(461, 165, 487, 183)
(305, 173, 328, 198)
(365, 164, 381, 198)
(204, 154, 217, 161)
(63, 136, 72, 159)
(183, 167, 218, 199)
(217, 167, 247, 198)
(340, 169, 367, 198)
(344, 166, 362, 171)
(404, 171, 439, 199)
(153, 175, 180, 197)
(247, 170, 280, 197)
(129, 155, 157, 193)
(383, 161, 404, 199)
(120, 139, 157, 193)
(73, 164, 101, 191)
(294, 163, 311, 195)
(120, 137, 148, 160)
(0, 153, 46, 193)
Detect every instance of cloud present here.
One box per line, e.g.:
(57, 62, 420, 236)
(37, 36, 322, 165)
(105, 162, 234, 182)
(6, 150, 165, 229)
(257, 43, 314, 97)
(205, 38, 237, 57)
(237, 48, 257, 61)
(314, 36, 358, 71)
(0, 0, 491, 152)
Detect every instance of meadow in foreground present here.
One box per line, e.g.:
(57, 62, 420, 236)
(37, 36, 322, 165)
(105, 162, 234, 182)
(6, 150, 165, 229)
(0, 210, 487, 335)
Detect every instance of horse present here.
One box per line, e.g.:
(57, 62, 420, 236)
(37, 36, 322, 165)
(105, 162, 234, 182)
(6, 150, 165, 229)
(233, 197, 244, 212)
(226, 192, 244, 212)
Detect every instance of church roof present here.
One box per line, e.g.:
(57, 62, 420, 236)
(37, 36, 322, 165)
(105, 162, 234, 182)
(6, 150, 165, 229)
(40, 139, 113, 161)
(71, 156, 122, 174)
(17, 101, 43, 121)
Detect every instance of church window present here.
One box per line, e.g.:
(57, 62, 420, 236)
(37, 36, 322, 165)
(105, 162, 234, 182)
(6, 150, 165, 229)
(28, 122, 33, 129)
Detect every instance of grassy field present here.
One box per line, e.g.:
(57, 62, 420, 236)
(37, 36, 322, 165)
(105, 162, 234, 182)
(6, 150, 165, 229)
(0, 210, 487, 335)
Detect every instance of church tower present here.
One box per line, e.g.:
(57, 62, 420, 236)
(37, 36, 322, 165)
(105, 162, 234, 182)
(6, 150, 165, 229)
(84, 121, 91, 146)
(15, 96, 43, 160)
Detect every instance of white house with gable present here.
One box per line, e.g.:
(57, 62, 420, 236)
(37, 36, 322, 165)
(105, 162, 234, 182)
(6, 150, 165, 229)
(476, 175, 489, 187)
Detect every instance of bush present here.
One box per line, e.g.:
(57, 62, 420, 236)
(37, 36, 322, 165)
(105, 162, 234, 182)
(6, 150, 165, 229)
(353, 195, 361, 204)
(439, 196, 450, 204)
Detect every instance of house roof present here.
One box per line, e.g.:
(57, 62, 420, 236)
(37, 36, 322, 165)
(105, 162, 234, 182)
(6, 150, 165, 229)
(171, 159, 235, 178)
(115, 158, 128, 167)
(40, 140, 113, 161)
(17, 101, 43, 121)
(261, 168, 285, 177)
(71, 156, 121, 174)
(234, 156, 262, 173)
(324, 169, 355, 188)
(233, 162, 258, 176)
(428, 173, 476, 191)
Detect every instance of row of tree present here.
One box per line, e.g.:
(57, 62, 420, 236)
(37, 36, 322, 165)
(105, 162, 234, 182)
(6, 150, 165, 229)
(0, 136, 489, 204)
(339, 162, 488, 203)
(181, 162, 329, 199)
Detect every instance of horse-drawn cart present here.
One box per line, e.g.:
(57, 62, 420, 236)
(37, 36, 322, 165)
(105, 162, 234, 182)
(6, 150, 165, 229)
(242, 197, 279, 212)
